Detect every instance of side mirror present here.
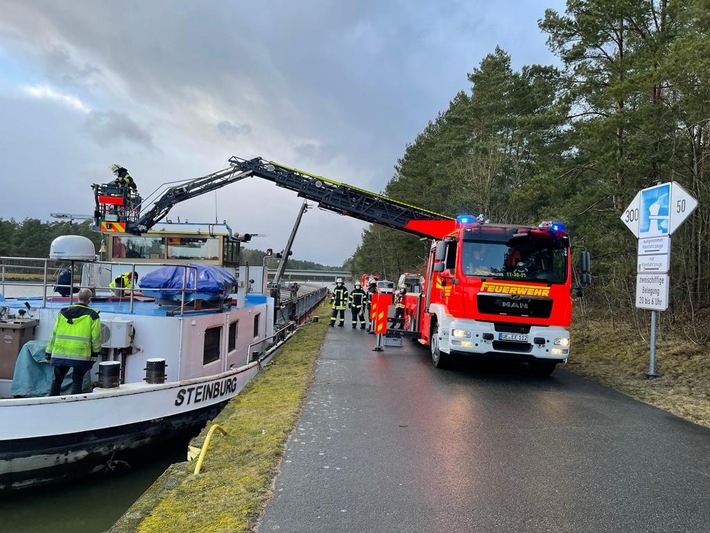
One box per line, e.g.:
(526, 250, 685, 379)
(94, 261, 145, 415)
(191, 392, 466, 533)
(580, 250, 591, 287)
(580, 250, 590, 274)
(433, 262, 444, 273)
(435, 241, 447, 261)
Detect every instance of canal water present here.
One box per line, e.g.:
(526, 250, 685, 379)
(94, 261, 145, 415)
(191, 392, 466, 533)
(0, 441, 187, 533)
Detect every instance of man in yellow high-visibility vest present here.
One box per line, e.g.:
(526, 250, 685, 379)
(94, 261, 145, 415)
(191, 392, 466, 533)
(45, 288, 102, 396)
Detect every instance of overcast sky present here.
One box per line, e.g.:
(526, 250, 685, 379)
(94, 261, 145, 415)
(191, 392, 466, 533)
(0, 0, 565, 266)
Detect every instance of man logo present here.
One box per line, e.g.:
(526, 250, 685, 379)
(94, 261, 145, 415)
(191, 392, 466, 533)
(499, 300, 529, 309)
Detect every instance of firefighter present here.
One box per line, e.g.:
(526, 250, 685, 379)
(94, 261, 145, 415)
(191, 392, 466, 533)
(45, 288, 101, 396)
(109, 271, 138, 297)
(348, 281, 367, 329)
(329, 278, 348, 327)
(366, 278, 378, 333)
(390, 284, 406, 329)
(109, 164, 137, 192)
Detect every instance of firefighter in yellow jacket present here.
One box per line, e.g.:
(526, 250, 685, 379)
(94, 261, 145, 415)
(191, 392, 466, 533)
(109, 271, 138, 297)
(45, 288, 102, 396)
(329, 278, 348, 327)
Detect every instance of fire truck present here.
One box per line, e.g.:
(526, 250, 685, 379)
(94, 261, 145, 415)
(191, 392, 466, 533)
(361, 274, 380, 288)
(93, 156, 590, 375)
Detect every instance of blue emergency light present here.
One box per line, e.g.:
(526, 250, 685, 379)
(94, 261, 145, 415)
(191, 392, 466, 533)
(456, 214, 475, 225)
(539, 220, 566, 232)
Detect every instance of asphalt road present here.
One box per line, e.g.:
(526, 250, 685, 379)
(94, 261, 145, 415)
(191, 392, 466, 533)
(257, 327, 710, 533)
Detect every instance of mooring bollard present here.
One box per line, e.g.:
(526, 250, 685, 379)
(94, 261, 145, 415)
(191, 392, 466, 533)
(98, 361, 121, 388)
(144, 358, 167, 384)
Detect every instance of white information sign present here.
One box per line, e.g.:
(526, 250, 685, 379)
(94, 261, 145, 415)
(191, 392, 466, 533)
(638, 236, 670, 256)
(637, 236, 670, 273)
(636, 274, 669, 311)
(637, 254, 670, 273)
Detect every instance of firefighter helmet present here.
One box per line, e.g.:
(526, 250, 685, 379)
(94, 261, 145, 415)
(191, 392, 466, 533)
(336, 278, 343, 284)
(109, 164, 122, 173)
(355, 281, 361, 287)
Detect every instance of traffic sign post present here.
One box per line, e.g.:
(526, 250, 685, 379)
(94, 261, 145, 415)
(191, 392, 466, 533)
(621, 182, 698, 378)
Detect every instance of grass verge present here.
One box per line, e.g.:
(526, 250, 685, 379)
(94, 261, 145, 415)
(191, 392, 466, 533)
(109, 303, 330, 533)
(568, 314, 710, 428)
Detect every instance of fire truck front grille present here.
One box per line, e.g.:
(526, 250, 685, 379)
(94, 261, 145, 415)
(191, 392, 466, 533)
(494, 323, 531, 334)
(477, 294, 553, 318)
(492, 341, 533, 353)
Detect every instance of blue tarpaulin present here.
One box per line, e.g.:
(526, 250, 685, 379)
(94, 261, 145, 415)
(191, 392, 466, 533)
(138, 263, 236, 302)
(11, 340, 92, 397)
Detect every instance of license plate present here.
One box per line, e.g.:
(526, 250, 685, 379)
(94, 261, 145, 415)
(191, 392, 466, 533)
(498, 332, 528, 342)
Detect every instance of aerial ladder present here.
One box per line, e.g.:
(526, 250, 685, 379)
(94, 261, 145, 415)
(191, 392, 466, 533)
(92, 156, 457, 329)
(93, 156, 456, 239)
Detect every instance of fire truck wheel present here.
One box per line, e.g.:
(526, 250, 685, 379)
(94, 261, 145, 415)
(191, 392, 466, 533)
(430, 322, 447, 368)
(530, 360, 557, 376)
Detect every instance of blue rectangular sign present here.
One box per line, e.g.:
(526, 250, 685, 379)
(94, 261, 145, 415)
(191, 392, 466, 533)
(639, 183, 670, 238)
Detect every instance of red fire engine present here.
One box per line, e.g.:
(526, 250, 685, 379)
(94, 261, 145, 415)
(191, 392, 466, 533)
(399, 216, 590, 375)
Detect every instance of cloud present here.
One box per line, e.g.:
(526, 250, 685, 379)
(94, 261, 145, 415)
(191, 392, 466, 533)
(292, 142, 339, 166)
(81, 110, 155, 149)
(41, 45, 102, 89)
(21, 84, 90, 113)
(217, 120, 252, 139)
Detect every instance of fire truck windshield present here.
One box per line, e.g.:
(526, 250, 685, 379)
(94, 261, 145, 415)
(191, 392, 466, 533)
(461, 240, 567, 283)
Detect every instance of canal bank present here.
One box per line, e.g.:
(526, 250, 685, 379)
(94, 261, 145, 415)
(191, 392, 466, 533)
(109, 304, 330, 532)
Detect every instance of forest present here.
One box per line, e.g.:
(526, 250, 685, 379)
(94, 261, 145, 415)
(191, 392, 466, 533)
(349, 0, 709, 340)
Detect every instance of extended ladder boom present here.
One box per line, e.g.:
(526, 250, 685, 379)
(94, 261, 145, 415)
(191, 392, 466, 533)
(97, 156, 456, 239)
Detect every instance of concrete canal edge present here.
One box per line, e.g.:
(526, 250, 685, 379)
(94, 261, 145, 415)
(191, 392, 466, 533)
(109, 303, 330, 533)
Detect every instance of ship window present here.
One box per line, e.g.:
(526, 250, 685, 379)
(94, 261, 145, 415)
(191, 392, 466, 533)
(113, 235, 166, 260)
(223, 239, 240, 266)
(228, 321, 239, 352)
(167, 236, 220, 261)
(253, 313, 260, 338)
(204, 326, 222, 364)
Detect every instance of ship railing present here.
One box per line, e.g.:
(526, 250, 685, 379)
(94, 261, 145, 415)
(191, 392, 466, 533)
(0, 257, 200, 315)
(247, 286, 328, 366)
(0, 256, 52, 306)
(85, 260, 200, 315)
(246, 322, 297, 367)
(277, 285, 329, 324)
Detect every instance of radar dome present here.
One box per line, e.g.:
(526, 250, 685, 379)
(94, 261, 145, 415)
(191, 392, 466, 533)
(49, 235, 96, 261)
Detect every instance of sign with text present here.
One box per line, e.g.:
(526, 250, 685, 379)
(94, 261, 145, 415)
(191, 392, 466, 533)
(636, 274, 669, 311)
(637, 236, 670, 256)
(637, 254, 670, 273)
(622, 182, 698, 238)
(637, 236, 670, 273)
